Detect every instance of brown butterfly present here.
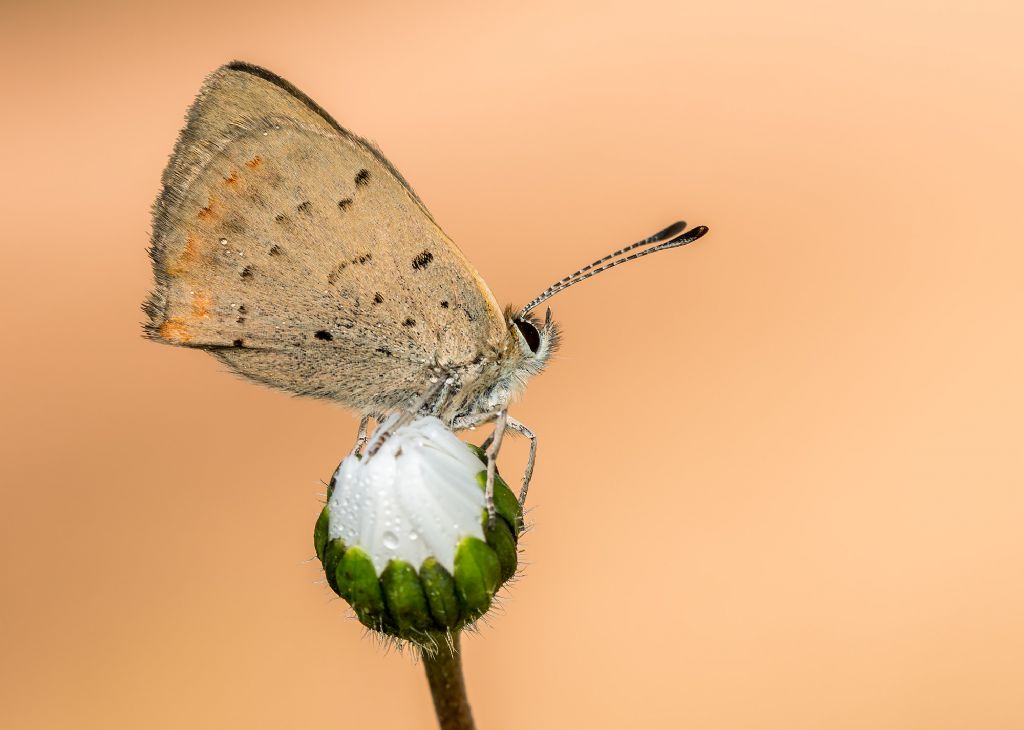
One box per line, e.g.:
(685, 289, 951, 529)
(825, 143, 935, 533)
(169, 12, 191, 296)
(144, 62, 707, 518)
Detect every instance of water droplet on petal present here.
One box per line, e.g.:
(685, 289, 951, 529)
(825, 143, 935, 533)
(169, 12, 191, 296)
(382, 531, 399, 549)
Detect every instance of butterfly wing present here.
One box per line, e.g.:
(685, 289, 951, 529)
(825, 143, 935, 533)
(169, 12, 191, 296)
(145, 62, 507, 414)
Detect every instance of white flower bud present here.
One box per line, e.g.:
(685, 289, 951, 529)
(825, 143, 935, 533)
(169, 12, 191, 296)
(314, 415, 522, 640)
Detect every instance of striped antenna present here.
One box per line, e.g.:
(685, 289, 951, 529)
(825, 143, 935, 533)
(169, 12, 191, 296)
(519, 221, 708, 316)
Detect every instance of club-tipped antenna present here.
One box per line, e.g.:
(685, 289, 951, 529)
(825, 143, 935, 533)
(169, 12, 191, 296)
(519, 221, 709, 316)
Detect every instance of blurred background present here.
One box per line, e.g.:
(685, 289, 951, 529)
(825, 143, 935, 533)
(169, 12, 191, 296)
(2, 1, 1022, 728)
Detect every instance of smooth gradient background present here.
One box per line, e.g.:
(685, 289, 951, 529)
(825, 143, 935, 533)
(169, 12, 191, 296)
(2, 1, 1022, 728)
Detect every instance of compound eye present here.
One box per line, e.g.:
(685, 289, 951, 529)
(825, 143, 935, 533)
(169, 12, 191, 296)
(514, 318, 541, 354)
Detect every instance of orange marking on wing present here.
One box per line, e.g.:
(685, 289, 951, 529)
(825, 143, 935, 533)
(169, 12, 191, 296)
(197, 196, 218, 220)
(245, 156, 263, 169)
(159, 318, 192, 342)
(166, 236, 200, 276)
(224, 171, 240, 186)
(191, 292, 212, 319)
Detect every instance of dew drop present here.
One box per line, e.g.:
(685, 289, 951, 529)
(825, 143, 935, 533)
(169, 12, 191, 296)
(382, 531, 399, 549)
(219, 238, 228, 245)
(408, 531, 419, 541)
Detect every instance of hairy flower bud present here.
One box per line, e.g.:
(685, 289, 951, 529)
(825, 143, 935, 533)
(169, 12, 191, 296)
(314, 416, 521, 642)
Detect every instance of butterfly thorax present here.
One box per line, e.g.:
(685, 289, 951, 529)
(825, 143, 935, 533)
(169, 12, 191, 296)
(430, 311, 559, 425)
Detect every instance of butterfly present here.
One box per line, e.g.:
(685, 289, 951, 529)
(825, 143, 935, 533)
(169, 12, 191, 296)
(143, 61, 708, 520)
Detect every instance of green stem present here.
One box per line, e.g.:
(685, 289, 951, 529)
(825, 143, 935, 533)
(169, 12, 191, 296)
(422, 631, 475, 730)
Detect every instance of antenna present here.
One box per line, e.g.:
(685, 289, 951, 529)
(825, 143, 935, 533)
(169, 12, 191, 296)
(519, 221, 709, 316)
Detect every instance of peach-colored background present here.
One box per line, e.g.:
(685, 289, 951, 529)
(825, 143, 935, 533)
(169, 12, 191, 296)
(2, 1, 1022, 728)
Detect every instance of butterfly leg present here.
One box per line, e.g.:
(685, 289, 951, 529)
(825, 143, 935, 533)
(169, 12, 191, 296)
(484, 409, 509, 529)
(505, 417, 537, 508)
(479, 418, 536, 510)
(366, 376, 452, 458)
(451, 409, 508, 527)
(451, 410, 502, 435)
(350, 415, 371, 456)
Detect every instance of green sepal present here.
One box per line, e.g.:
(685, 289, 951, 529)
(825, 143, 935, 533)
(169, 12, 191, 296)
(380, 560, 432, 636)
(475, 470, 522, 538)
(468, 444, 489, 466)
(454, 536, 501, 620)
(420, 558, 461, 629)
(467, 443, 522, 536)
(314, 506, 331, 563)
(336, 547, 389, 631)
(484, 516, 518, 583)
(322, 538, 346, 595)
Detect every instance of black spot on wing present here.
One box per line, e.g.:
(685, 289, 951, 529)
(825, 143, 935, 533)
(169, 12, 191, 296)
(269, 244, 282, 256)
(314, 330, 333, 341)
(240, 266, 254, 280)
(375, 346, 392, 356)
(412, 250, 434, 271)
(338, 198, 353, 210)
(373, 292, 384, 304)
(440, 300, 449, 308)
(327, 262, 347, 285)
(296, 201, 312, 213)
(233, 339, 244, 347)
(403, 318, 416, 328)
(355, 169, 370, 187)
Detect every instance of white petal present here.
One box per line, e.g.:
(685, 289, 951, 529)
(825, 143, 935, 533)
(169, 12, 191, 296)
(327, 415, 486, 575)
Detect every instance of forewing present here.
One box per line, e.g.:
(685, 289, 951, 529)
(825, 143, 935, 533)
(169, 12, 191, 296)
(144, 62, 506, 413)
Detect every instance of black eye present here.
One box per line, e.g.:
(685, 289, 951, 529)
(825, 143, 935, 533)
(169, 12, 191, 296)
(514, 319, 541, 354)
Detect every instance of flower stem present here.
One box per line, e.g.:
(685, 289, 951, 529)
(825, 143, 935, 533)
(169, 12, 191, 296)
(422, 631, 475, 729)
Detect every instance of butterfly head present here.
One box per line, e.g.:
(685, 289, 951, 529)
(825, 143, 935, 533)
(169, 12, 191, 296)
(507, 306, 560, 376)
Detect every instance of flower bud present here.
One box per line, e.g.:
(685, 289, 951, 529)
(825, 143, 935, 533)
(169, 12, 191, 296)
(314, 416, 522, 641)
